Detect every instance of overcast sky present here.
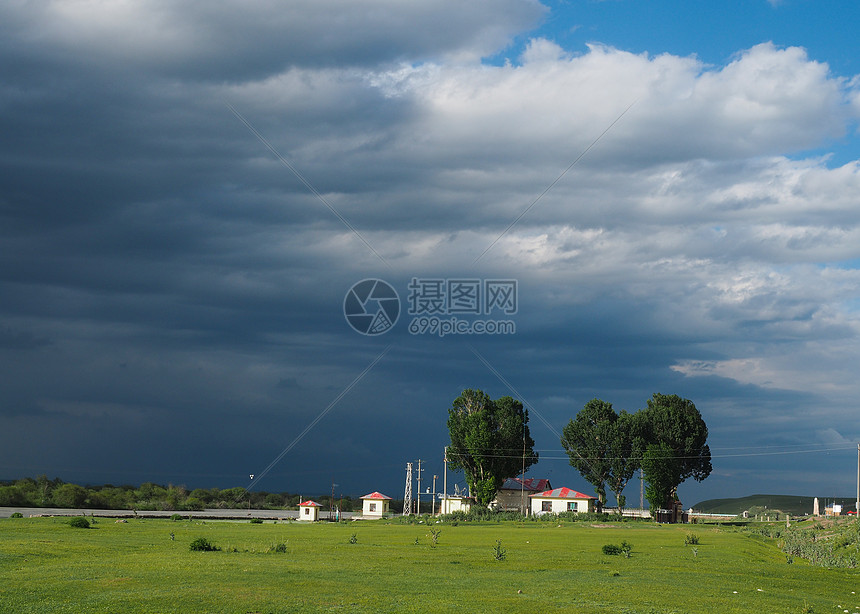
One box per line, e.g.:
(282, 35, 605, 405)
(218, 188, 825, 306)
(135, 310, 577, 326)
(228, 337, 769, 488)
(3, 0, 860, 506)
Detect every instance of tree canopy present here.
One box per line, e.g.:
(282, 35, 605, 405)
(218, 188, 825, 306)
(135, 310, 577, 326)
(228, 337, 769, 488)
(560, 398, 617, 505)
(641, 442, 680, 512)
(446, 389, 538, 506)
(562, 393, 711, 512)
(640, 393, 712, 485)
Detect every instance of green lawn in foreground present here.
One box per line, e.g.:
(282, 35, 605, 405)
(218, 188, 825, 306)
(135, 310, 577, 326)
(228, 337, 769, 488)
(1, 517, 858, 613)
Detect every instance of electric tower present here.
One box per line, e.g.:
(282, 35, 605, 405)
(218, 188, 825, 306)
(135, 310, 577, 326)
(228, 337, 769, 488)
(403, 462, 413, 516)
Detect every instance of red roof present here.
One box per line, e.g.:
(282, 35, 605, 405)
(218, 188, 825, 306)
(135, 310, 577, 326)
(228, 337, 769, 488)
(360, 491, 392, 500)
(299, 500, 322, 507)
(529, 487, 595, 500)
(501, 477, 551, 492)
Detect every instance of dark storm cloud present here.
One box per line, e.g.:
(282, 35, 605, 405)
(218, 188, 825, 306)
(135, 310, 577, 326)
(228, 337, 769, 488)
(2, 0, 860, 504)
(0, 0, 546, 78)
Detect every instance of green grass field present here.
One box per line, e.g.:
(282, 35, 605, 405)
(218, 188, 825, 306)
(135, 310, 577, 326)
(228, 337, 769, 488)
(2, 516, 858, 613)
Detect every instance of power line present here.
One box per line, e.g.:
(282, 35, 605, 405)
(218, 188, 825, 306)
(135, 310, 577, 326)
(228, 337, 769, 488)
(445, 444, 857, 462)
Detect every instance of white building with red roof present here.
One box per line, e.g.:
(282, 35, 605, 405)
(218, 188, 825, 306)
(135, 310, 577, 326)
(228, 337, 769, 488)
(360, 491, 392, 518)
(492, 477, 552, 512)
(298, 500, 322, 521)
(529, 487, 597, 515)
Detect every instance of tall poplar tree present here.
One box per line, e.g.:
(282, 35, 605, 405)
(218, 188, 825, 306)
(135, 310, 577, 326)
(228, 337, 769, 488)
(446, 389, 538, 506)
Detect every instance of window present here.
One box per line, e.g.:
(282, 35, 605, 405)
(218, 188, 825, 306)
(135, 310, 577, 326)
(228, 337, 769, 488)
(541, 501, 552, 512)
(567, 502, 577, 512)
(369, 503, 377, 512)
(304, 508, 310, 516)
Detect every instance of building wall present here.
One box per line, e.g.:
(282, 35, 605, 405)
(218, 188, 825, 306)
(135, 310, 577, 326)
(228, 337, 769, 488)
(440, 497, 473, 514)
(362, 499, 389, 516)
(493, 489, 531, 511)
(298, 505, 319, 521)
(530, 497, 593, 515)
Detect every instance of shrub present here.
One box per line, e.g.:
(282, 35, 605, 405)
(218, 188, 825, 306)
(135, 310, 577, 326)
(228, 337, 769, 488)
(267, 542, 287, 553)
(68, 517, 90, 529)
(10, 512, 23, 518)
(348, 533, 357, 544)
(428, 527, 441, 547)
(684, 532, 700, 545)
(250, 518, 263, 524)
(620, 541, 632, 557)
(189, 537, 219, 552)
(183, 497, 205, 511)
(170, 513, 183, 521)
(602, 544, 622, 555)
(493, 539, 506, 561)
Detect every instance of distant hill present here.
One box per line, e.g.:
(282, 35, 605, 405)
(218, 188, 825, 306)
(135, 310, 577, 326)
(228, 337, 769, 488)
(692, 494, 858, 517)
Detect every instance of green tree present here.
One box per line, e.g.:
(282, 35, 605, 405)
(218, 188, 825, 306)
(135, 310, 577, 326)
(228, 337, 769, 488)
(639, 393, 711, 508)
(641, 442, 679, 511)
(606, 410, 643, 514)
(446, 389, 538, 507)
(0, 485, 26, 506)
(561, 399, 617, 506)
(265, 493, 285, 508)
(53, 483, 88, 508)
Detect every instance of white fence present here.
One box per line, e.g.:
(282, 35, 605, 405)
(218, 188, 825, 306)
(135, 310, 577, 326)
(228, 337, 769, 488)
(602, 507, 651, 519)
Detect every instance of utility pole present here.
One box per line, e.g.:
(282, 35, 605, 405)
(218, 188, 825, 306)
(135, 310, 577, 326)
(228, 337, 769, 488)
(403, 462, 413, 516)
(416, 459, 423, 515)
(331, 482, 338, 521)
(432, 475, 437, 515)
(856, 443, 859, 519)
(520, 433, 527, 515)
(443, 447, 448, 515)
(639, 468, 644, 510)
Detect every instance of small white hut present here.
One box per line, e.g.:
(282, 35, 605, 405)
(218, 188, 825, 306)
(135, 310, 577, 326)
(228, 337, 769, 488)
(298, 500, 322, 521)
(360, 492, 392, 518)
(439, 495, 475, 515)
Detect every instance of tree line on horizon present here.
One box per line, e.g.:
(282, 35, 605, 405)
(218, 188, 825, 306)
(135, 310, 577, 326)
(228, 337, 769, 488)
(0, 477, 366, 512)
(446, 390, 711, 511)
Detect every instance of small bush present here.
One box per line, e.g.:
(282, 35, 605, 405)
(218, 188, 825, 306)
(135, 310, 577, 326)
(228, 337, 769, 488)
(348, 533, 357, 544)
(170, 513, 183, 521)
(620, 541, 632, 557)
(189, 537, 219, 552)
(602, 544, 622, 555)
(493, 539, 506, 561)
(250, 518, 263, 524)
(10, 512, 23, 518)
(429, 527, 441, 547)
(684, 532, 700, 545)
(68, 517, 90, 529)
(267, 542, 287, 553)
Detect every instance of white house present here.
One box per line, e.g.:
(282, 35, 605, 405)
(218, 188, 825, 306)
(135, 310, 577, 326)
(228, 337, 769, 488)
(360, 491, 392, 518)
(439, 494, 475, 515)
(298, 500, 321, 521)
(529, 487, 596, 515)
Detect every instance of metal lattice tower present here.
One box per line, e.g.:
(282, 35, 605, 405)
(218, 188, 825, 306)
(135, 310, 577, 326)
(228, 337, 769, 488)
(403, 462, 413, 516)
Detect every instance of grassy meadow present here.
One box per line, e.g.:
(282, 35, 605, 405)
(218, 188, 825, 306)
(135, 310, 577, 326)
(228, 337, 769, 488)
(1, 515, 859, 613)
